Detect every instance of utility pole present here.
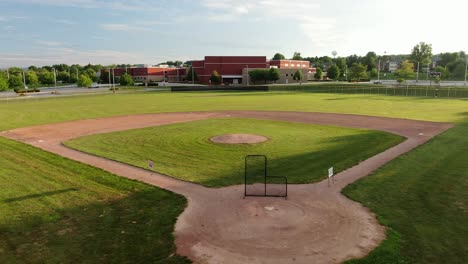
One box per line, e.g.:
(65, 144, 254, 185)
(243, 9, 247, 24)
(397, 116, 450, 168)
(345, 64, 348, 81)
(416, 62, 420, 82)
(6, 68, 9, 79)
(52, 68, 57, 93)
(377, 60, 381, 81)
(465, 56, 467, 86)
(112, 68, 115, 93)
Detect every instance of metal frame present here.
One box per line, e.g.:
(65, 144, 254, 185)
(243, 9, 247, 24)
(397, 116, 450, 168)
(244, 155, 288, 199)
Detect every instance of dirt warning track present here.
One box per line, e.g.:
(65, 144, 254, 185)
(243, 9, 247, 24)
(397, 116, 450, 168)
(2, 111, 452, 264)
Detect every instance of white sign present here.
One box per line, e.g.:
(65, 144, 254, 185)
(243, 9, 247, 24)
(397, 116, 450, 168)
(328, 167, 334, 178)
(147, 160, 154, 169)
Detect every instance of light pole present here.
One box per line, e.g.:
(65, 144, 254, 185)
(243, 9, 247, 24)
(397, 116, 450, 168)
(416, 62, 420, 82)
(52, 68, 57, 93)
(108, 68, 111, 89)
(22, 71, 27, 89)
(377, 59, 381, 81)
(112, 68, 115, 93)
(6, 68, 9, 80)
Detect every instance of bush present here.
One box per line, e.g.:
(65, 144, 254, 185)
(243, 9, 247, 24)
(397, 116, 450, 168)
(14, 88, 40, 93)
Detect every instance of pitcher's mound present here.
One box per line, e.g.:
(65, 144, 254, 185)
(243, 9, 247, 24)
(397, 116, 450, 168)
(210, 134, 268, 144)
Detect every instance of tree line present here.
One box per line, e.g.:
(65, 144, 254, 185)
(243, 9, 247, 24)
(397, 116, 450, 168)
(0, 63, 136, 91)
(271, 43, 467, 82)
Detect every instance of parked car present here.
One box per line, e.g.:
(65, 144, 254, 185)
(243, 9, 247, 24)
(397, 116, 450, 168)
(373, 80, 383, 84)
(88, 83, 99, 88)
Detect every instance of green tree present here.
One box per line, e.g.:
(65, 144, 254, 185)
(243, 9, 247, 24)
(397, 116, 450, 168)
(410, 42, 433, 68)
(314, 68, 323, 80)
(292, 52, 303, 60)
(209, 70, 221, 84)
(83, 68, 97, 82)
(100, 69, 114, 84)
(293, 70, 304, 83)
(434, 66, 449, 80)
(272, 53, 286, 60)
(77, 74, 92, 88)
(349, 63, 368, 81)
(362, 51, 377, 71)
(327, 65, 340, 80)
(8, 75, 23, 89)
(119, 73, 134, 86)
(268, 68, 280, 83)
(396, 60, 415, 80)
(186, 67, 198, 82)
(25, 71, 39, 85)
(335, 58, 347, 75)
(370, 68, 378, 78)
(38, 70, 55, 85)
(57, 71, 70, 82)
(0, 76, 8, 91)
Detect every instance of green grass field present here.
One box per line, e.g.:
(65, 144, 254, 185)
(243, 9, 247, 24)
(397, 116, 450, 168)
(0, 91, 467, 263)
(0, 137, 189, 264)
(65, 118, 402, 187)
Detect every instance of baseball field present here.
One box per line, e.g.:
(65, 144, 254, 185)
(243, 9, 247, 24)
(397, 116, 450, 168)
(0, 91, 466, 263)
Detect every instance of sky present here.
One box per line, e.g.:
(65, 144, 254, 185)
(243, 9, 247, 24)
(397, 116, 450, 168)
(1, 0, 467, 67)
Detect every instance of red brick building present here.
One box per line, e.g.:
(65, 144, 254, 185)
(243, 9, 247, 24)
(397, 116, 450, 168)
(106, 66, 186, 83)
(192, 56, 268, 84)
(104, 56, 314, 85)
(192, 56, 312, 84)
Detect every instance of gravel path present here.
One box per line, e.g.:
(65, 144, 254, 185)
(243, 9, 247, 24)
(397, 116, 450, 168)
(2, 111, 453, 264)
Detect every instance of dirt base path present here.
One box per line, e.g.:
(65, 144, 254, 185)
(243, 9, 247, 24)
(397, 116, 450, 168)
(2, 111, 452, 264)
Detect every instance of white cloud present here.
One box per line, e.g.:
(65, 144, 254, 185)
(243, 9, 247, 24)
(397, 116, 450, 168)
(200, 0, 337, 47)
(100, 23, 154, 32)
(0, 48, 154, 67)
(36, 40, 64, 46)
(54, 19, 76, 25)
(10, 0, 163, 11)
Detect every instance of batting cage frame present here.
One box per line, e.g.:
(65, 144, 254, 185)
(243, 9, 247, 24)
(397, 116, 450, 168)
(244, 155, 288, 199)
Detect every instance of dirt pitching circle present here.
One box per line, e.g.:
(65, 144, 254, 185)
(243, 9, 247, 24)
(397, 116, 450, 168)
(210, 133, 268, 144)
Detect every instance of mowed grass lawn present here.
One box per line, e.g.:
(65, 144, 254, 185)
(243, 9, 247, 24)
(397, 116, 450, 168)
(65, 118, 403, 187)
(0, 91, 467, 263)
(0, 137, 189, 264)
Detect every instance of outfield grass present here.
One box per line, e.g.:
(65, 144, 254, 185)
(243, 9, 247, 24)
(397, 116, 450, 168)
(1, 92, 467, 263)
(0, 137, 189, 264)
(65, 118, 402, 187)
(0, 92, 467, 131)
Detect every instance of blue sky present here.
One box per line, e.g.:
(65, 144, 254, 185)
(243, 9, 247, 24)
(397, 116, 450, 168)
(1, 0, 467, 67)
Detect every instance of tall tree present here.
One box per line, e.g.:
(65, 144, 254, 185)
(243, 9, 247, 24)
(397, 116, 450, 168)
(209, 70, 221, 84)
(268, 68, 280, 83)
(25, 71, 39, 85)
(292, 52, 303, 60)
(0, 76, 8, 91)
(8, 75, 23, 89)
(410, 42, 433, 69)
(57, 71, 70, 82)
(77, 74, 92, 88)
(186, 67, 198, 82)
(362, 51, 377, 71)
(314, 68, 323, 80)
(327, 65, 340, 80)
(293, 70, 304, 83)
(349, 63, 368, 81)
(272, 53, 286, 60)
(38, 70, 55, 85)
(119, 73, 134, 86)
(396, 60, 415, 80)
